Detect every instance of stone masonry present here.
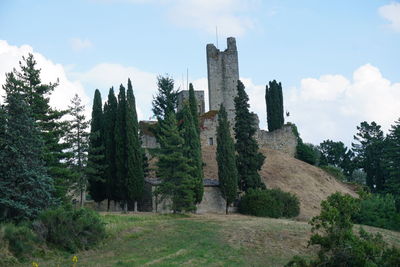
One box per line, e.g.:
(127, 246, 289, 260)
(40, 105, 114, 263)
(177, 90, 205, 114)
(206, 37, 239, 123)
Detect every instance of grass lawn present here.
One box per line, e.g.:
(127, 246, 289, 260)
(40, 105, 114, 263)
(20, 213, 400, 267)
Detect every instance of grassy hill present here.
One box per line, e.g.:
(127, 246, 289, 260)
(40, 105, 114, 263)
(24, 213, 400, 267)
(202, 146, 357, 220)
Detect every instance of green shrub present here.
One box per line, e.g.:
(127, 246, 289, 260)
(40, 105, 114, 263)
(238, 188, 300, 218)
(354, 193, 400, 231)
(38, 205, 106, 252)
(296, 143, 318, 165)
(1, 223, 41, 260)
(320, 165, 345, 181)
(285, 193, 400, 267)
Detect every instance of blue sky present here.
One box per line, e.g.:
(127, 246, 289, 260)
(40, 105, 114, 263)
(0, 0, 399, 145)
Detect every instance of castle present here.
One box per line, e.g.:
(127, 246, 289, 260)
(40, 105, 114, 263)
(142, 37, 297, 156)
(135, 37, 297, 213)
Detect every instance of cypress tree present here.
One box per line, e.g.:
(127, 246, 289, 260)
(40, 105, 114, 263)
(265, 80, 284, 132)
(65, 94, 90, 207)
(103, 87, 118, 210)
(156, 112, 196, 213)
(87, 89, 106, 203)
(115, 85, 127, 204)
(180, 103, 204, 204)
(216, 105, 238, 214)
(0, 72, 54, 221)
(124, 79, 144, 212)
(234, 80, 266, 192)
(188, 83, 200, 134)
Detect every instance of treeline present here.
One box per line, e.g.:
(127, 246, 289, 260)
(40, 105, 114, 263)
(86, 80, 145, 212)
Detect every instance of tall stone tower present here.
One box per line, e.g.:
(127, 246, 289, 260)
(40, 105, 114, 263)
(206, 37, 239, 121)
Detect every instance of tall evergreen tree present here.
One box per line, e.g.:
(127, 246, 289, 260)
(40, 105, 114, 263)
(265, 80, 284, 132)
(180, 103, 204, 204)
(188, 83, 200, 135)
(0, 72, 54, 221)
(115, 85, 127, 204)
(234, 80, 266, 192)
(10, 54, 72, 200)
(216, 105, 238, 214)
(152, 75, 178, 120)
(318, 140, 355, 177)
(385, 119, 400, 195)
(87, 89, 106, 203)
(156, 112, 196, 213)
(352, 121, 387, 192)
(124, 79, 144, 212)
(103, 87, 118, 210)
(65, 94, 90, 206)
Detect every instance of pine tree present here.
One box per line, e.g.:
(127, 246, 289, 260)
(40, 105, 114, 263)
(0, 72, 54, 221)
(87, 89, 106, 203)
(234, 80, 266, 192)
(103, 87, 118, 210)
(216, 105, 238, 214)
(10, 54, 73, 200)
(152, 75, 178, 120)
(114, 85, 127, 204)
(156, 112, 196, 213)
(124, 79, 144, 212)
(385, 119, 400, 195)
(65, 94, 90, 207)
(180, 103, 204, 204)
(265, 80, 284, 132)
(352, 121, 387, 192)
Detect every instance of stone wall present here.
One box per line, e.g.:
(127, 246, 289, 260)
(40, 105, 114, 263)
(207, 37, 239, 123)
(255, 125, 298, 157)
(177, 90, 205, 115)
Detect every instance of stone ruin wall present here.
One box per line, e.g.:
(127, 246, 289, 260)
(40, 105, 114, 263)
(199, 113, 297, 157)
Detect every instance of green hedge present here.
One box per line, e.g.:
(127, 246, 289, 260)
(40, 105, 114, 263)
(38, 205, 106, 252)
(238, 188, 300, 218)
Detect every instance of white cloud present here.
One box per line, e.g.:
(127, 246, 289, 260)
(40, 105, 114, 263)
(167, 0, 257, 37)
(285, 64, 400, 145)
(70, 38, 93, 52)
(379, 2, 400, 31)
(0, 40, 90, 115)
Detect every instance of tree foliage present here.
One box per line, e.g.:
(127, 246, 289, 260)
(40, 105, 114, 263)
(156, 112, 196, 212)
(384, 118, 400, 195)
(265, 80, 284, 132)
(65, 94, 90, 206)
(152, 75, 178, 121)
(216, 105, 238, 214)
(0, 72, 55, 222)
(103, 87, 118, 207)
(352, 121, 386, 192)
(234, 80, 265, 192)
(318, 139, 354, 177)
(87, 89, 106, 203)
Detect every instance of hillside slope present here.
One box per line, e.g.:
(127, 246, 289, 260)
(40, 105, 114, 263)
(202, 146, 357, 220)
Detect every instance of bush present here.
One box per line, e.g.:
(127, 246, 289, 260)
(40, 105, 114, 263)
(296, 143, 318, 165)
(285, 193, 400, 267)
(238, 188, 300, 218)
(38, 205, 106, 252)
(354, 194, 400, 231)
(1, 223, 41, 260)
(320, 165, 345, 181)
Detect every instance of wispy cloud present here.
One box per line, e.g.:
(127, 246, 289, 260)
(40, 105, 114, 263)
(69, 38, 93, 52)
(379, 2, 400, 32)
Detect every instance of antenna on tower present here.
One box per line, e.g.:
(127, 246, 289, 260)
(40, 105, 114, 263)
(186, 68, 189, 91)
(215, 26, 219, 49)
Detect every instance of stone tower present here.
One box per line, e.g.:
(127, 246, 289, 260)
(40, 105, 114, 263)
(206, 37, 239, 121)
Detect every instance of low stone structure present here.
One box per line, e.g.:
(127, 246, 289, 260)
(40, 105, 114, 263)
(145, 178, 231, 214)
